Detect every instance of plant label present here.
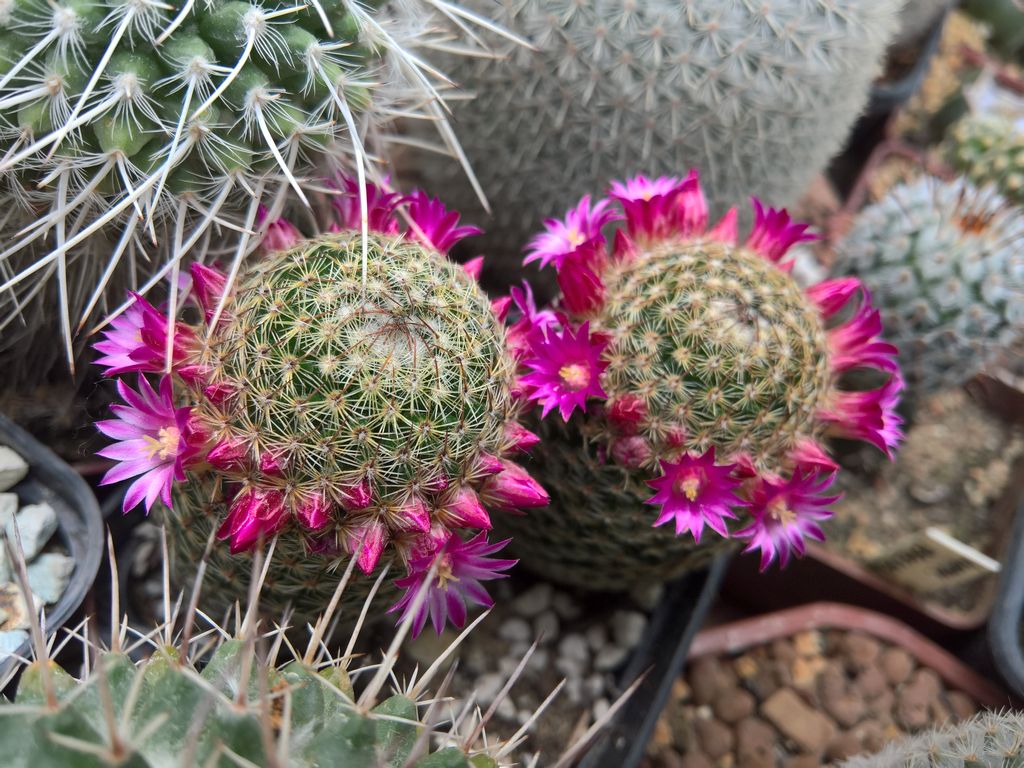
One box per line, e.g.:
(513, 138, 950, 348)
(865, 526, 1001, 594)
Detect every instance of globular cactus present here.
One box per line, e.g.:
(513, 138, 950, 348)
(947, 114, 1024, 206)
(412, 0, 901, 267)
(841, 710, 1024, 767)
(495, 172, 903, 590)
(0, 533, 580, 768)
(835, 176, 1024, 400)
(962, 0, 1024, 61)
(0, 0, 517, 375)
(91, 180, 548, 633)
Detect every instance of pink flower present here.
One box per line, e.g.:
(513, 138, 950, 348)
(189, 263, 228, 325)
(606, 394, 648, 435)
(216, 486, 289, 554)
(820, 376, 904, 458)
(463, 256, 484, 280)
(445, 487, 492, 530)
(96, 377, 204, 514)
(735, 467, 840, 570)
(745, 199, 816, 265)
(390, 532, 516, 637)
(645, 449, 744, 542)
(789, 438, 839, 474)
(404, 190, 482, 253)
(506, 281, 559, 359)
(556, 239, 607, 314)
(524, 195, 620, 269)
(827, 291, 899, 375)
(329, 175, 402, 234)
(608, 174, 688, 240)
(675, 170, 709, 236)
(257, 206, 301, 252)
(93, 294, 194, 376)
(479, 460, 550, 511)
(520, 322, 610, 420)
(610, 435, 652, 469)
(349, 518, 389, 574)
(806, 277, 863, 319)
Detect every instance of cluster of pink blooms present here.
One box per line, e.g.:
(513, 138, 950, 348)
(505, 170, 904, 570)
(92, 177, 541, 636)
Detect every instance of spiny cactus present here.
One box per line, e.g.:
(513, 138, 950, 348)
(494, 172, 903, 590)
(0, 525, 619, 768)
(962, 0, 1024, 61)
(91, 179, 548, 633)
(0, 0, 520, 375)
(841, 710, 1024, 767)
(835, 176, 1024, 400)
(411, 0, 900, 267)
(947, 113, 1024, 206)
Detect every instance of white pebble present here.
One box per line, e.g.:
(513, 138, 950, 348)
(27, 553, 74, 605)
(512, 583, 553, 617)
(556, 657, 586, 681)
(0, 628, 28, 657)
(584, 673, 606, 698)
(592, 698, 611, 721)
(516, 708, 538, 729)
(552, 590, 582, 620)
(629, 582, 664, 611)
(612, 610, 648, 649)
(565, 677, 584, 704)
(499, 656, 521, 677)
(585, 624, 607, 652)
(498, 617, 532, 643)
(0, 448, 28, 493)
(496, 697, 516, 720)
(0, 494, 17, 527)
(533, 609, 559, 642)
(475, 672, 505, 707)
(594, 644, 629, 672)
(525, 648, 549, 674)
(558, 633, 589, 665)
(5, 502, 57, 560)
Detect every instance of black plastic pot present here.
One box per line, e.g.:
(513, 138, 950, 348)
(866, 4, 949, 118)
(577, 553, 730, 768)
(0, 413, 104, 685)
(988, 500, 1024, 698)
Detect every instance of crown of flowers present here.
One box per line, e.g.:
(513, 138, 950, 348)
(503, 170, 904, 570)
(92, 177, 546, 636)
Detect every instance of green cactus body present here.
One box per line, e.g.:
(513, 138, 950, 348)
(0, 0, 506, 377)
(841, 710, 1024, 767)
(835, 176, 1024, 399)
(413, 0, 900, 266)
(495, 173, 903, 589)
(948, 114, 1024, 207)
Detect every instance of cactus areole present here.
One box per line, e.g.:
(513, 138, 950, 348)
(505, 171, 904, 579)
(92, 180, 547, 636)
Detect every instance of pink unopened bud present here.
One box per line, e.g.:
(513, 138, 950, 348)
(708, 208, 739, 245)
(613, 229, 637, 261)
(446, 487, 492, 530)
(396, 496, 431, 533)
(177, 364, 211, 388)
(352, 519, 389, 574)
(610, 435, 652, 469)
(189, 263, 228, 324)
(217, 487, 288, 554)
(259, 451, 284, 475)
(411, 522, 451, 559)
(206, 437, 248, 471)
(463, 256, 484, 280)
(339, 477, 372, 511)
(203, 381, 237, 406)
(492, 296, 513, 322)
(259, 206, 302, 252)
(473, 452, 504, 477)
(504, 422, 540, 453)
(479, 460, 549, 512)
(791, 438, 839, 474)
(806, 277, 862, 319)
(665, 426, 688, 450)
(296, 493, 334, 530)
(422, 473, 449, 493)
(607, 395, 647, 435)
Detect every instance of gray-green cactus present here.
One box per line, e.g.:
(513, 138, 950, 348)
(841, 710, 1024, 767)
(412, 0, 900, 264)
(948, 113, 1024, 207)
(0, 0, 514, 375)
(835, 176, 1024, 398)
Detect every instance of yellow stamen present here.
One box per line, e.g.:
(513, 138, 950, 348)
(768, 497, 797, 527)
(435, 554, 459, 590)
(566, 227, 585, 248)
(142, 426, 181, 461)
(559, 363, 590, 391)
(681, 476, 701, 502)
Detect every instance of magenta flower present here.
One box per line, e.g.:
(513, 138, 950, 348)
(524, 195, 620, 269)
(556, 240, 607, 314)
(735, 467, 840, 570)
(506, 281, 559, 359)
(608, 174, 686, 240)
(330, 175, 402, 234)
(745, 199, 816, 265)
(463, 256, 484, 280)
(404, 190, 482, 253)
(216, 486, 289, 554)
(96, 377, 204, 514)
(820, 375, 905, 458)
(257, 205, 302, 252)
(390, 532, 516, 637)
(827, 291, 899, 374)
(93, 294, 194, 376)
(707, 208, 739, 245)
(93, 300, 150, 376)
(520, 322, 610, 420)
(806, 277, 863, 319)
(645, 449, 744, 542)
(348, 517, 389, 574)
(189, 263, 228, 325)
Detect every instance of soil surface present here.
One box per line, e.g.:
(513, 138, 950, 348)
(643, 628, 981, 768)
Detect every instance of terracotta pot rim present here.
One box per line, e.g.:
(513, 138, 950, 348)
(688, 601, 1012, 709)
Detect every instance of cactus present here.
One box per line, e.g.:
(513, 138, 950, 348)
(0, 527, 608, 768)
(947, 113, 1024, 207)
(411, 0, 900, 267)
(91, 180, 548, 633)
(841, 710, 1024, 767)
(962, 0, 1024, 62)
(0, 0, 519, 375)
(494, 172, 903, 590)
(835, 176, 1024, 400)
